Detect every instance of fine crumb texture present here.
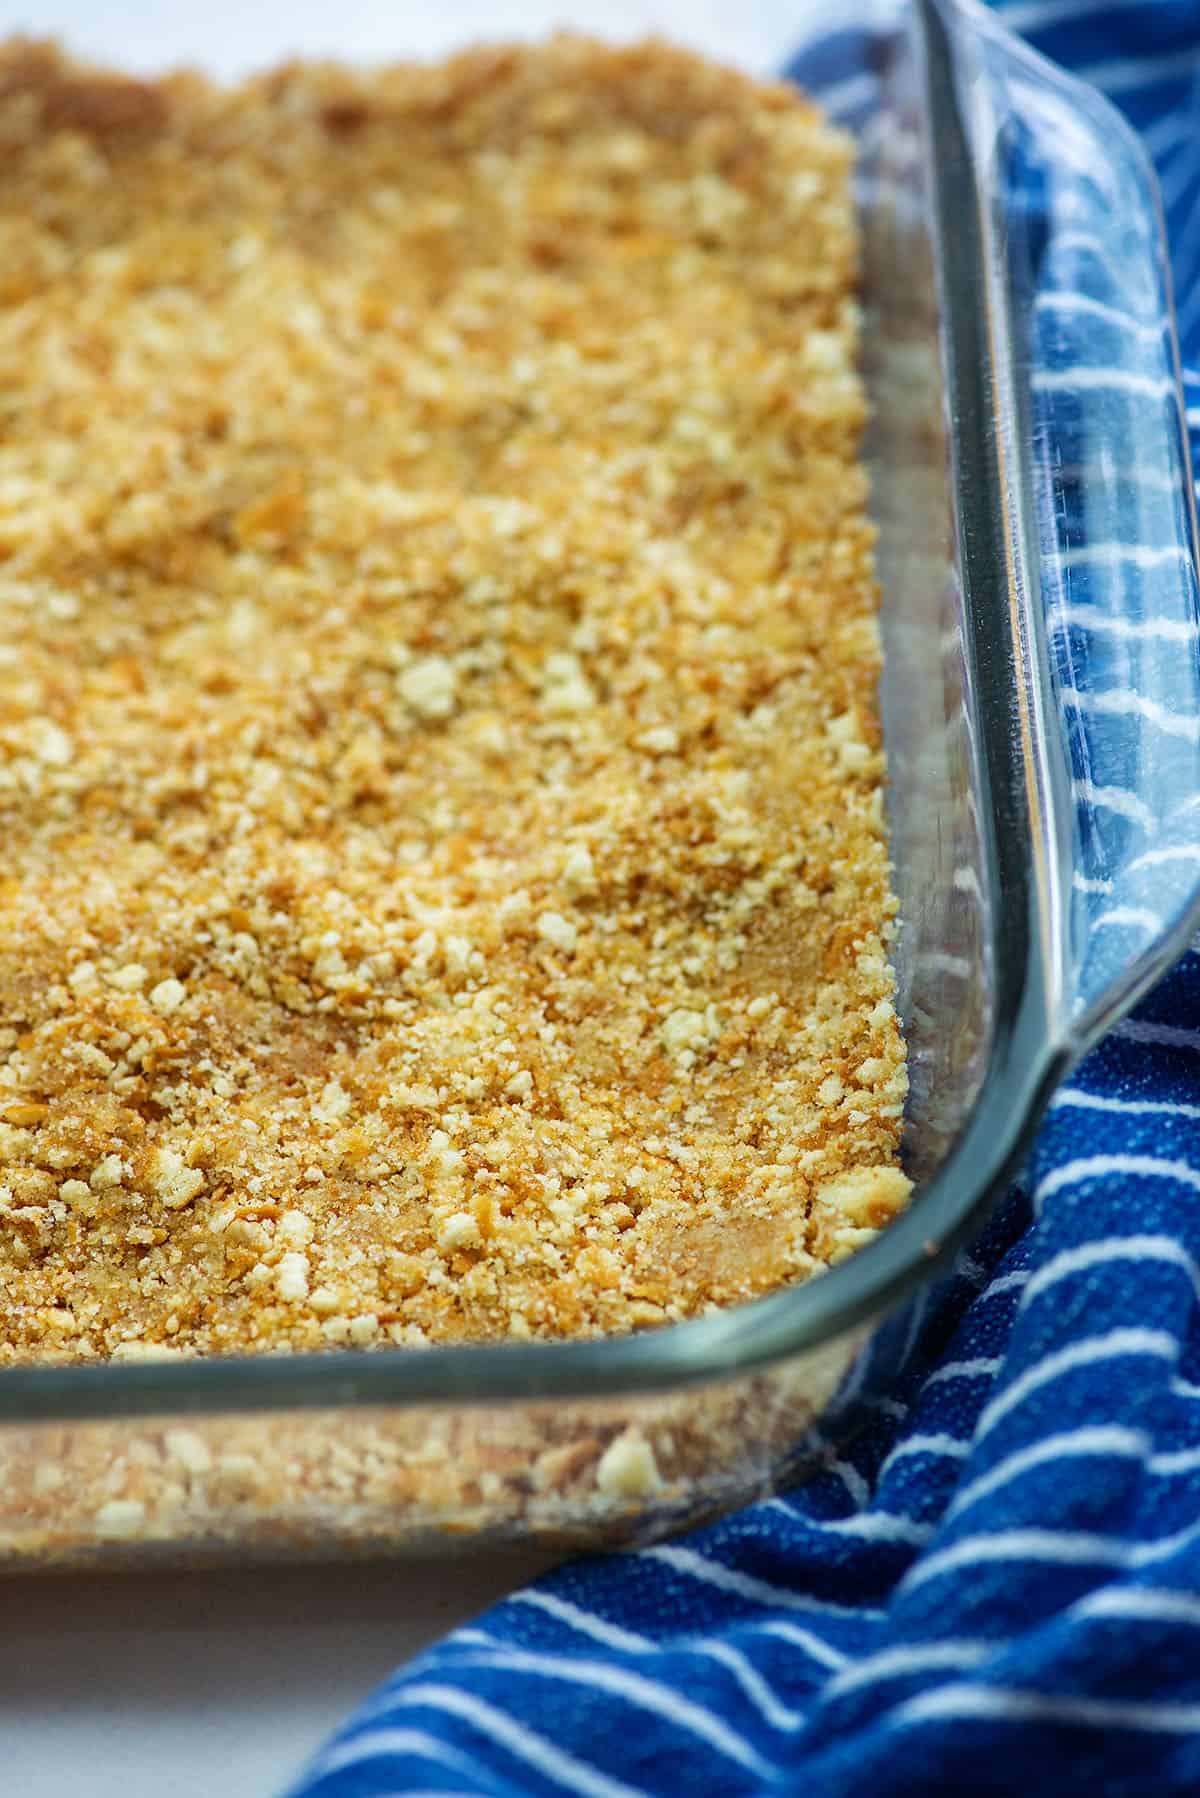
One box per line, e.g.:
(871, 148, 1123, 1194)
(0, 37, 909, 1365)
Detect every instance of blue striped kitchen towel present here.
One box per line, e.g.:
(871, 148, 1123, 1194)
(290, 5, 1200, 1794)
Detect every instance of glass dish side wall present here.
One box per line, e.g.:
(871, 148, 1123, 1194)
(860, 19, 991, 1189)
(0, 1336, 874, 1568)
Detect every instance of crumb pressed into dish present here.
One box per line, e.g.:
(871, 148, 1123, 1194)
(0, 37, 909, 1364)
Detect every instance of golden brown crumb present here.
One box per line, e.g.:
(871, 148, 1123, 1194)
(0, 36, 908, 1364)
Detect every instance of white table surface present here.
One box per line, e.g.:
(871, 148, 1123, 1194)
(2, 1550, 557, 1796)
(0, 2, 818, 1791)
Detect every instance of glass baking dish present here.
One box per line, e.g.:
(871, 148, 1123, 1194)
(3, 0, 1200, 1570)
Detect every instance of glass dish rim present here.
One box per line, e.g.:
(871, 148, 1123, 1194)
(3, 0, 1199, 1428)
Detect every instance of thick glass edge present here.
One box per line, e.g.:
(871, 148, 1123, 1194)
(0, 0, 1099, 1427)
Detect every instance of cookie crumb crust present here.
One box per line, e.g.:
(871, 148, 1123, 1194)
(0, 37, 908, 1365)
